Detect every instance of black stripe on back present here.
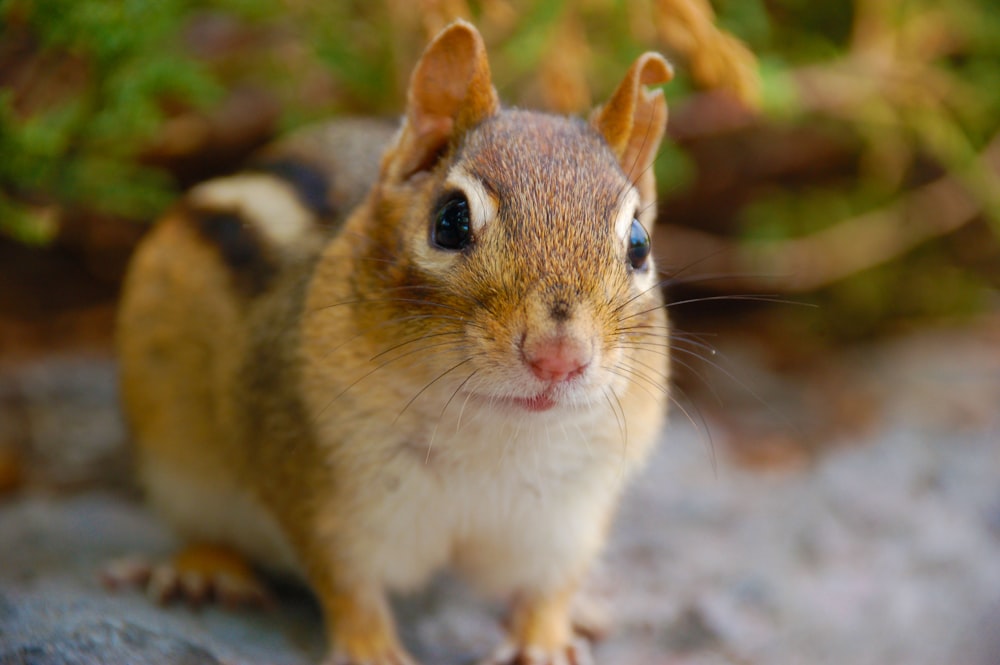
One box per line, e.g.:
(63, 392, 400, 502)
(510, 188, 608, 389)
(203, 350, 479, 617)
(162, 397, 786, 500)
(253, 159, 334, 218)
(191, 209, 276, 297)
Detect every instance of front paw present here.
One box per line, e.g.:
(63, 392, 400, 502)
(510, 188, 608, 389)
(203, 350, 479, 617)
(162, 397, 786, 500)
(102, 545, 271, 608)
(481, 637, 593, 665)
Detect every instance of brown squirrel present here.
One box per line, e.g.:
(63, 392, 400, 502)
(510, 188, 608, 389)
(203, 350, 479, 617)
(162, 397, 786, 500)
(116, 20, 672, 665)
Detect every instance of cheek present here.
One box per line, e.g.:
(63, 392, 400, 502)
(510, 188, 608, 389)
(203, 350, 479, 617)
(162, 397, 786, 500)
(466, 298, 525, 363)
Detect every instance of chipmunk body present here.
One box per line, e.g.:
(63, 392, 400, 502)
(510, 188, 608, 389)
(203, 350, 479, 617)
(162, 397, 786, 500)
(118, 21, 673, 665)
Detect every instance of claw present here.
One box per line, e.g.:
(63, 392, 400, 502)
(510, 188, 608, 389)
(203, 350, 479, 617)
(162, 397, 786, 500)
(101, 556, 154, 589)
(481, 636, 593, 665)
(101, 544, 272, 609)
(147, 562, 183, 603)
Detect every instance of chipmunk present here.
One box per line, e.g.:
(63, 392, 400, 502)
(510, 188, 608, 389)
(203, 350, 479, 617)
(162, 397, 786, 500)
(116, 20, 672, 665)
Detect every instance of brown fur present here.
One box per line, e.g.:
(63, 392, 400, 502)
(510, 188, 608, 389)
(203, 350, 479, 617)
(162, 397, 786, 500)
(118, 20, 672, 665)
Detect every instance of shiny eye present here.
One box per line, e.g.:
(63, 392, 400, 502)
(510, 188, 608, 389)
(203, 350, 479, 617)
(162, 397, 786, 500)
(627, 218, 651, 270)
(431, 193, 472, 251)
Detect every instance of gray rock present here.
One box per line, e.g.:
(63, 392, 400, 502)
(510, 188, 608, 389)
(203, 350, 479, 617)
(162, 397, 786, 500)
(0, 597, 222, 665)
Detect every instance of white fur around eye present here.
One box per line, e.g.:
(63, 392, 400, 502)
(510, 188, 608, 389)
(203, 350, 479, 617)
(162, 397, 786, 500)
(445, 166, 496, 232)
(411, 167, 496, 274)
(617, 188, 657, 287)
(615, 188, 641, 242)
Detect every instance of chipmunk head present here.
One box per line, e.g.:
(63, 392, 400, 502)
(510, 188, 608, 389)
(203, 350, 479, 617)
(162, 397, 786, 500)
(359, 20, 672, 414)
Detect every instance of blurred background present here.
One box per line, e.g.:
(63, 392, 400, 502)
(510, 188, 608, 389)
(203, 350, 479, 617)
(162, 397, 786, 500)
(0, 2, 998, 663)
(2, 0, 998, 464)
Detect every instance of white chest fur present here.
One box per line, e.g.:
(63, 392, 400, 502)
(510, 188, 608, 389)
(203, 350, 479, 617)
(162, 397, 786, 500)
(314, 398, 636, 596)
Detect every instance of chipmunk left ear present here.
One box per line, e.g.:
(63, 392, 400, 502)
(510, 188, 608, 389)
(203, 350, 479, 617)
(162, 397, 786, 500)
(591, 53, 673, 195)
(384, 20, 499, 180)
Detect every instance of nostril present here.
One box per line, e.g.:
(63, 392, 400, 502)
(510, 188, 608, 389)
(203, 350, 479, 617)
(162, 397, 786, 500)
(523, 336, 591, 383)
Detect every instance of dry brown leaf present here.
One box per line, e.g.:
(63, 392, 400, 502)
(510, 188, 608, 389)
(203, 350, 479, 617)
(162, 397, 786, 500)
(653, 0, 760, 107)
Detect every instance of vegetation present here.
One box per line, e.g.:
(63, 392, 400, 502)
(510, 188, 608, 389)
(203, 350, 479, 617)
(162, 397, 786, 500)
(0, 0, 225, 242)
(1, 0, 997, 334)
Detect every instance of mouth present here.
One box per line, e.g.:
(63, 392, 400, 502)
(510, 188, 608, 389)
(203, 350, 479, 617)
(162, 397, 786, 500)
(507, 392, 558, 412)
(468, 389, 560, 413)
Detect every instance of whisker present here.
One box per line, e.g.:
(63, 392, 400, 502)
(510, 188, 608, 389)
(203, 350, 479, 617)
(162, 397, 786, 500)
(309, 295, 483, 319)
(393, 358, 477, 424)
(611, 361, 716, 471)
(334, 262, 490, 311)
(664, 294, 817, 310)
(609, 360, 668, 397)
(606, 360, 656, 393)
(657, 270, 796, 289)
(608, 385, 630, 474)
(614, 339, 672, 360)
(369, 330, 466, 362)
(438, 368, 482, 434)
(618, 328, 721, 358)
(311, 316, 468, 366)
(667, 380, 717, 474)
(622, 354, 669, 384)
(602, 387, 628, 452)
(613, 275, 673, 315)
(456, 384, 477, 432)
(654, 247, 734, 283)
(617, 293, 813, 327)
(625, 344, 726, 409)
(426, 367, 483, 462)
(312, 339, 471, 424)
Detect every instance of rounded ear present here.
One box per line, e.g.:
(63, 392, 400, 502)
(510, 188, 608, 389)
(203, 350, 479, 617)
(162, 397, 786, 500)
(590, 53, 673, 190)
(383, 20, 499, 180)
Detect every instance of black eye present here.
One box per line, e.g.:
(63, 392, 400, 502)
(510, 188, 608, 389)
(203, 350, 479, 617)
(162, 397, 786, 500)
(627, 218, 651, 270)
(431, 193, 472, 251)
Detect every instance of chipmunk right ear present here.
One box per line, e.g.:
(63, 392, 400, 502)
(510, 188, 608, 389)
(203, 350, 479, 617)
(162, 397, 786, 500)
(590, 53, 673, 198)
(383, 20, 499, 180)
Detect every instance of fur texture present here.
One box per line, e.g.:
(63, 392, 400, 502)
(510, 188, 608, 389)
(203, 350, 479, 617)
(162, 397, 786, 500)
(118, 20, 672, 665)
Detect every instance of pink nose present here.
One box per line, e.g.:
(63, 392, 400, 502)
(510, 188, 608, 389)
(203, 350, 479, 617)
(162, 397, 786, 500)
(523, 336, 591, 383)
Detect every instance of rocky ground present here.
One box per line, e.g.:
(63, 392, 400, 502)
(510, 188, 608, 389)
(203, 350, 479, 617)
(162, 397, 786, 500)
(1, 314, 998, 665)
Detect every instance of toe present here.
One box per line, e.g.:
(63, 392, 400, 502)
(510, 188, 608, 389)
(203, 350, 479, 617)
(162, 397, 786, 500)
(147, 563, 182, 603)
(481, 637, 593, 665)
(178, 570, 211, 605)
(214, 571, 271, 608)
(101, 556, 153, 589)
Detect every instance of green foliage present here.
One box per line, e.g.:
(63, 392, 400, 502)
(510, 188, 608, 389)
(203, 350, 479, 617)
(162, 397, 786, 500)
(495, 0, 567, 74)
(307, 3, 402, 115)
(2, 0, 997, 337)
(717, 0, 1000, 333)
(0, 0, 222, 242)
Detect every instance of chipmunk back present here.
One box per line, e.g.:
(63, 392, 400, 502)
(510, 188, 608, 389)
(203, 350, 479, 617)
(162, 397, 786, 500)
(117, 20, 672, 665)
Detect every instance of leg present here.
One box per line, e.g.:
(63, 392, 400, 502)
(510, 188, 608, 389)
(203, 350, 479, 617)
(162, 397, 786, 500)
(484, 583, 593, 665)
(319, 586, 415, 665)
(300, 550, 417, 665)
(304, 585, 415, 665)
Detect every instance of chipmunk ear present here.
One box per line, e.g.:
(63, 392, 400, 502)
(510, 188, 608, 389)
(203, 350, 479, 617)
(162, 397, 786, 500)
(591, 53, 673, 194)
(384, 20, 499, 180)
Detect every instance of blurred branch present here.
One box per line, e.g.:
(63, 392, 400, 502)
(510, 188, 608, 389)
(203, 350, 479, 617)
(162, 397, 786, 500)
(654, 0, 760, 107)
(656, 131, 1000, 293)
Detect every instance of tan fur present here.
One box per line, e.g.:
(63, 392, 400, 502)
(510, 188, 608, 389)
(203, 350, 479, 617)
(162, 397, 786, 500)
(118, 20, 672, 665)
